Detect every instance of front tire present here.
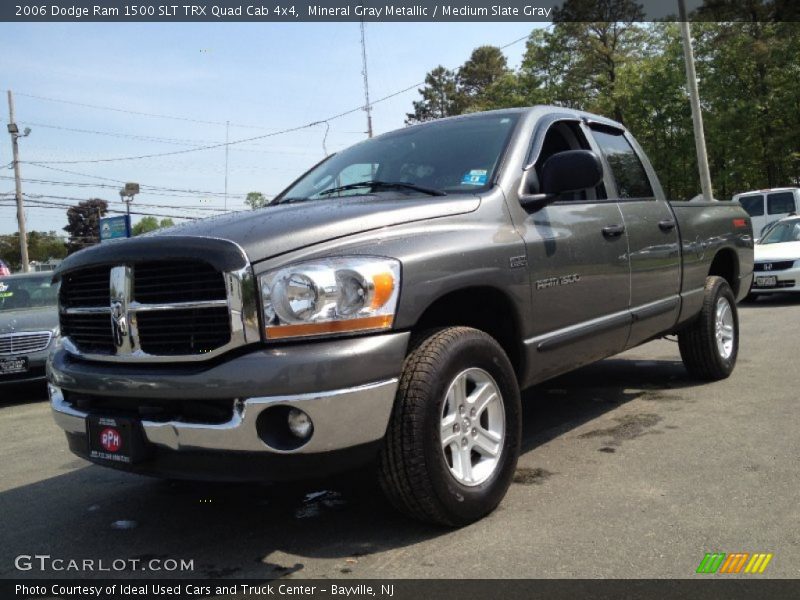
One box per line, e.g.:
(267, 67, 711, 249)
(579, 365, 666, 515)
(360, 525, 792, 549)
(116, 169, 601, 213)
(678, 276, 739, 381)
(378, 327, 521, 526)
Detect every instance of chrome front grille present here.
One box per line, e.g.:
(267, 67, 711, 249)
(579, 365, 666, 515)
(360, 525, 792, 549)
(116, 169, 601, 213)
(134, 260, 227, 303)
(0, 331, 53, 355)
(58, 258, 255, 362)
(137, 307, 231, 355)
(59, 265, 111, 308)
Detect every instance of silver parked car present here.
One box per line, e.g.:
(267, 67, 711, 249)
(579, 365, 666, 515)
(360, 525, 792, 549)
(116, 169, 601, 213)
(0, 272, 59, 384)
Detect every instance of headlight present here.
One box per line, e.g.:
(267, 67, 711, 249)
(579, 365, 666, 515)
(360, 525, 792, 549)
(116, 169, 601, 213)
(259, 257, 400, 340)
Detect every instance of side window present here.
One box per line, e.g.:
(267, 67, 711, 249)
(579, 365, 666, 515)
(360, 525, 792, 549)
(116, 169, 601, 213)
(738, 194, 764, 217)
(533, 122, 606, 201)
(767, 192, 796, 215)
(590, 129, 655, 199)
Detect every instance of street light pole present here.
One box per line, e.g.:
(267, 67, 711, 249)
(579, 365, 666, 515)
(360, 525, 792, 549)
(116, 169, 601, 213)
(6, 90, 30, 272)
(678, 0, 714, 202)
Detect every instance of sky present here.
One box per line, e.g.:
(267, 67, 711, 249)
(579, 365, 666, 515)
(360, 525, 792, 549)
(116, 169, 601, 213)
(0, 22, 545, 236)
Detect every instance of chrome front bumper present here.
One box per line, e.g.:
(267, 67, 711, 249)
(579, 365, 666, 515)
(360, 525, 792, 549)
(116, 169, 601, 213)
(49, 378, 398, 455)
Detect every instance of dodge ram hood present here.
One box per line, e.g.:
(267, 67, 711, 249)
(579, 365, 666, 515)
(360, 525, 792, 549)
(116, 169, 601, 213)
(754, 241, 800, 261)
(158, 194, 480, 262)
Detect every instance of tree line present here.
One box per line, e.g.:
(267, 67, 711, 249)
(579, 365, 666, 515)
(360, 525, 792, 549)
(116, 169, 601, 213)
(406, 18, 800, 201)
(0, 198, 174, 271)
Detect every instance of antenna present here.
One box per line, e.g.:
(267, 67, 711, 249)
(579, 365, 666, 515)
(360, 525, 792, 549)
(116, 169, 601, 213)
(360, 20, 373, 138)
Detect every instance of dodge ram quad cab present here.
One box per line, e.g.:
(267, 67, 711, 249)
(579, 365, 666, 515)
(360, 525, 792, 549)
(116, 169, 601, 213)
(49, 107, 754, 526)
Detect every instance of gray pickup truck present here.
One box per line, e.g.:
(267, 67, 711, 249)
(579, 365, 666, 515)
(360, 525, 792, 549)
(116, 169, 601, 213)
(49, 107, 753, 526)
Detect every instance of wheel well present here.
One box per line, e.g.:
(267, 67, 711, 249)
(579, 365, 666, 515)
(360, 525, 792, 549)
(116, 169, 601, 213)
(708, 249, 739, 295)
(413, 287, 523, 379)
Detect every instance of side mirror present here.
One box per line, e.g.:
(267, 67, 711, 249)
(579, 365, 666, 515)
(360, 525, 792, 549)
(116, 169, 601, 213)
(519, 150, 604, 211)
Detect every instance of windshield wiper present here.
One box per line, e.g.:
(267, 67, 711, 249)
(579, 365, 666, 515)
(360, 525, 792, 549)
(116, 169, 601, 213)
(318, 180, 447, 197)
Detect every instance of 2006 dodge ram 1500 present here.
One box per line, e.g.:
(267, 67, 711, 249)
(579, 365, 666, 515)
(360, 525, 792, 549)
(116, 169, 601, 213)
(49, 107, 754, 526)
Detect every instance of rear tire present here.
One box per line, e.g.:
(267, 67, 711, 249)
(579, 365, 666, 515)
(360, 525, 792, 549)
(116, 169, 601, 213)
(378, 327, 521, 527)
(678, 276, 739, 381)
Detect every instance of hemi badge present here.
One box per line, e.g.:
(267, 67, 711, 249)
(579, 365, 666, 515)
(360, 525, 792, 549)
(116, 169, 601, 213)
(733, 218, 747, 229)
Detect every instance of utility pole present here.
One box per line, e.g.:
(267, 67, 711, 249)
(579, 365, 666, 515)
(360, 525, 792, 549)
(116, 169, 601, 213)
(6, 90, 30, 272)
(360, 20, 373, 138)
(678, 0, 714, 202)
(224, 120, 229, 210)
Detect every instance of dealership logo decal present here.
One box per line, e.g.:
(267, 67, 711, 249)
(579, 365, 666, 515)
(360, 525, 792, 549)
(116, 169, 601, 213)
(100, 427, 121, 453)
(696, 552, 773, 574)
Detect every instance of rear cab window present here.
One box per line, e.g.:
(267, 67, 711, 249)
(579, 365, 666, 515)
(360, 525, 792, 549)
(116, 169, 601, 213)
(589, 128, 655, 199)
(738, 194, 765, 217)
(767, 192, 796, 215)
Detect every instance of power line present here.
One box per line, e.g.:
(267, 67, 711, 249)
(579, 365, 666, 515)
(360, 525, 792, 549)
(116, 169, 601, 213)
(12, 92, 272, 130)
(18, 121, 331, 155)
(10, 31, 531, 134)
(20, 121, 220, 146)
(1, 196, 205, 220)
(24, 163, 250, 197)
(9, 32, 533, 171)
(20, 55, 527, 166)
(23, 118, 337, 165)
(25, 193, 224, 214)
(0, 175, 248, 205)
(0, 201, 196, 221)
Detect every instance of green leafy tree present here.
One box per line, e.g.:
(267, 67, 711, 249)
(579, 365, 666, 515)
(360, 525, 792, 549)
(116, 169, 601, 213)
(406, 66, 463, 124)
(245, 192, 269, 210)
(63, 198, 108, 254)
(521, 2, 647, 123)
(0, 231, 67, 271)
(458, 46, 510, 109)
(132, 216, 175, 236)
(617, 23, 698, 200)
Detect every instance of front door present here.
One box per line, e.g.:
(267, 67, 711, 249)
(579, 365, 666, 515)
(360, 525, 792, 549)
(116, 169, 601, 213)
(518, 120, 631, 383)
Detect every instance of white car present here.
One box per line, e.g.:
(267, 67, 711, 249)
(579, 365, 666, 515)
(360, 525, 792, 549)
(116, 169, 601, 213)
(750, 215, 800, 297)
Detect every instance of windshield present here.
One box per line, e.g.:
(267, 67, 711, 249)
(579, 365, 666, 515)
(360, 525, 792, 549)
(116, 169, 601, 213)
(0, 275, 58, 312)
(760, 220, 800, 244)
(278, 113, 520, 202)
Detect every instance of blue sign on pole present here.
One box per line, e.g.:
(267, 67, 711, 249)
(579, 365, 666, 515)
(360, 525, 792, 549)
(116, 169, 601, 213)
(99, 215, 131, 241)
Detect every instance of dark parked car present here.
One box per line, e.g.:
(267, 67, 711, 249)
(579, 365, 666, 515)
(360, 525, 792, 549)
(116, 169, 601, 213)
(49, 107, 753, 525)
(1, 272, 59, 384)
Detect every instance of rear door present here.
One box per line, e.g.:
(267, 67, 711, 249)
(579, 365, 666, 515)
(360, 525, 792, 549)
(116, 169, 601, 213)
(587, 125, 681, 347)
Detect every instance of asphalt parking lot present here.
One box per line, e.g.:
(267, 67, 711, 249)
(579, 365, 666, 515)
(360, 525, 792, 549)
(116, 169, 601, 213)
(1, 295, 799, 580)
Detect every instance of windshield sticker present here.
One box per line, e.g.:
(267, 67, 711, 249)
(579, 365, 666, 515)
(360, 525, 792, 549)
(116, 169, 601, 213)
(462, 169, 488, 186)
(0, 282, 8, 292)
(0, 292, 12, 298)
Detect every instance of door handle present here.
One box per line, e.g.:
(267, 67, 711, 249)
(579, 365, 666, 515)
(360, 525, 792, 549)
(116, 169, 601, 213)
(658, 219, 677, 231)
(602, 224, 625, 238)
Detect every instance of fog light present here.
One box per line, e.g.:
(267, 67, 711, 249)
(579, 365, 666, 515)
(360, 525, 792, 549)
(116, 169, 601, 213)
(287, 408, 313, 439)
